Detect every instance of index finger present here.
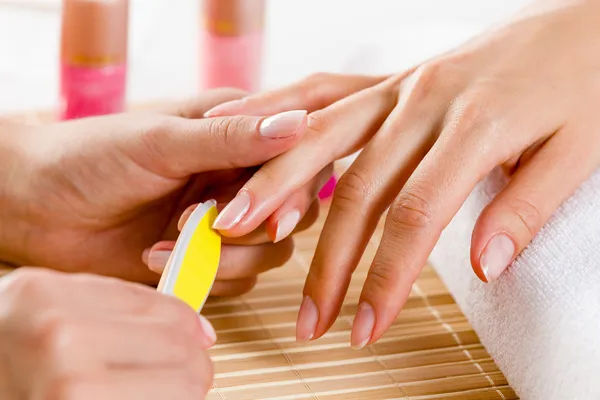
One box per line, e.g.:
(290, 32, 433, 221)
(204, 73, 389, 117)
(156, 88, 248, 119)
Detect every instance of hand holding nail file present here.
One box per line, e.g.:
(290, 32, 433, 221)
(157, 200, 221, 313)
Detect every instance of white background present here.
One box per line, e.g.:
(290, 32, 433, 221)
(0, 0, 529, 113)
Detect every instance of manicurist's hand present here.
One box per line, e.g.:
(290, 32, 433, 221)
(203, 0, 600, 346)
(0, 89, 330, 290)
(0, 268, 216, 399)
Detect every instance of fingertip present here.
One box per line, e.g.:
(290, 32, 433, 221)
(258, 110, 307, 140)
(203, 99, 246, 118)
(198, 314, 217, 348)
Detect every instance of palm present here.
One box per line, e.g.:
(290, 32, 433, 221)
(25, 162, 250, 283)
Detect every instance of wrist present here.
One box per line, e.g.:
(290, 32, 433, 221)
(0, 119, 36, 266)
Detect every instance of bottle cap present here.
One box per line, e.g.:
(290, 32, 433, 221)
(202, 0, 266, 36)
(61, 0, 129, 66)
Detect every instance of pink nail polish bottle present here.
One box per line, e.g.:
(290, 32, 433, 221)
(199, 0, 266, 93)
(59, 0, 129, 120)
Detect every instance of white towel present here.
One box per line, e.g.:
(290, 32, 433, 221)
(430, 168, 600, 400)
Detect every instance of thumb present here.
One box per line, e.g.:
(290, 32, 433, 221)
(137, 110, 308, 178)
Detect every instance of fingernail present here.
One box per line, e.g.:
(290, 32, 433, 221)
(147, 250, 171, 273)
(142, 248, 150, 264)
(274, 209, 301, 243)
(259, 110, 307, 138)
(212, 191, 251, 230)
(198, 314, 217, 347)
(296, 296, 318, 343)
(203, 99, 245, 117)
(351, 302, 375, 350)
(480, 234, 515, 282)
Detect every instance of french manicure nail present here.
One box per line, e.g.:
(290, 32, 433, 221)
(480, 234, 515, 282)
(259, 110, 307, 138)
(351, 302, 375, 350)
(203, 99, 245, 117)
(198, 314, 217, 347)
(296, 296, 319, 343)
(212, 191, 251, 230)
(147, 250, 172, 273)
(274, 209, 301, 243)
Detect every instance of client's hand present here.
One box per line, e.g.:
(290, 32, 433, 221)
(202, 0, 600, 346)
(0, 89, 330, 287)
(0, 268, 215, 399)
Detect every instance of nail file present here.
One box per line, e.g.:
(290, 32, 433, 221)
(157, 200, 221, 313)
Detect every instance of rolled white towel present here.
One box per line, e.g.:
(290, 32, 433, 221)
(430, 168, 600, 400)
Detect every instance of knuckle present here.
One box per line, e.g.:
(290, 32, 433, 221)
(139, 115, 182, 174)
(368, 260, 398, 290)
(405, 60, 446, 99)
(389, 189, 435, 230)
(508, 198, 542, 237)
(246, 165, 277, 193)
(0, 268, 49, 300)
(35, 313, 79, 360)
(307, 72, 335, 85)
(332, 169, 373, 214)
(445, 93, 495, 140)
(306, 110, 334, 137)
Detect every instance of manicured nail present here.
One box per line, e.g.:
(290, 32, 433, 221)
(212, 191, 251, 230)
(198, 314, 217, 347)
(203, 99, 245, 117)
(259, 110, 307, 138)
(274, 209, 301, 243)
(480, 234, 515, 282)
(147, 250, 171, 273)
(296, 296, 318, 343)
(142, 248, 151, 264)
(351, 302, 375, 350)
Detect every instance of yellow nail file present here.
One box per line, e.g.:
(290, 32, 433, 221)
(157, 200, 221, 313)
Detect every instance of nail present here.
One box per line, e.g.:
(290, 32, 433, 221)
(274, 209, 301, 243)
(212, 191, 251, 230)
(259, 110, 307, 138)
(147, 250, 172, 274)
(351, 302, 375, 350)
(141, 248, 150, 264)
(203, 99, 246, 117)
(480, 234, 515, 282)
(198, 314, 217, 347)
(296, 296, 318, 343)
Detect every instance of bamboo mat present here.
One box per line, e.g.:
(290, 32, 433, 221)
(2, 109, 518, 399)
(202, 207, 517, 400)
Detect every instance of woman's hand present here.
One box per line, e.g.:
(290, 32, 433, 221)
(203, 0, 600, 346)
(0, 268, 215, 399)
(0, 89, 329, 286)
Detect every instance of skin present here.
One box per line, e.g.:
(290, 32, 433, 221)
(0, 268, 217, 400)
(0, 89, 327, 295)
(203, 0, 600, 347)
